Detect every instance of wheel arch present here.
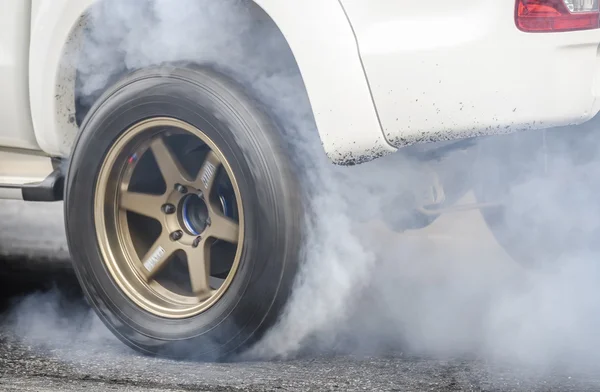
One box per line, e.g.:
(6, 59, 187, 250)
(29, 0, 395, 165)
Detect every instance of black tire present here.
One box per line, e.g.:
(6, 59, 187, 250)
(64, 66, 303, 359)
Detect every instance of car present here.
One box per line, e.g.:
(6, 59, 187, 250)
(1, 0, 599, 359)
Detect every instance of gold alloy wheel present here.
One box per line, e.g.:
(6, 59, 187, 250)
(94, 118, 244, 319)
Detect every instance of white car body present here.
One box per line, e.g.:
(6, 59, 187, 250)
(1, 0, 600, 197)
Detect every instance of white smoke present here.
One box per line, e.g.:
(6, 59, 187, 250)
(6, 0, 600, 373)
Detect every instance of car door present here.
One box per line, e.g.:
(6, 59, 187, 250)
(0, 0, 39, 150)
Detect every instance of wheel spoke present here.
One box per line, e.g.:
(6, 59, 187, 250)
(150, 136, 191, 186)
(195, 150, 221, 194)
(185, 240, 213, 298)
(208, 214, 240, 244)
(140, 232, 178, 279)
(120, 191, 164, 220)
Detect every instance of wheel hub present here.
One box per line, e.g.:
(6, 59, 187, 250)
(162, 186, 210, 248)
(180, 192, 209, 236)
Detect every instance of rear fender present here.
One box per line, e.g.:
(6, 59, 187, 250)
(29, 0, 396, 164)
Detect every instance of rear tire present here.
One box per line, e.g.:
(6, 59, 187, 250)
(64, 66, 303, 359)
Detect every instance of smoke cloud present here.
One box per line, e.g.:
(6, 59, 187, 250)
(6, 0, 600, 374)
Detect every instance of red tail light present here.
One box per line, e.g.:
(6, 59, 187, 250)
(516, 0, 600, 32)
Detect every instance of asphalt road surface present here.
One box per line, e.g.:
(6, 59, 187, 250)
(2, 191, 600, 390)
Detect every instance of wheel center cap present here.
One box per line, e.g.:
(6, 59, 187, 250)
(180, 193, 209, 235)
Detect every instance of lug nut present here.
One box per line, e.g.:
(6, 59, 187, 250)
(161, 203, 176, 214)
(175, 184, 188, 194)
(192, 236, 202, 248)
(170, 230, 183, 241)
